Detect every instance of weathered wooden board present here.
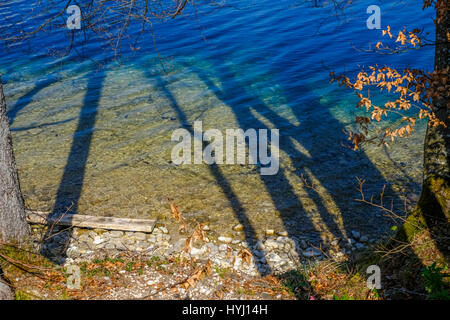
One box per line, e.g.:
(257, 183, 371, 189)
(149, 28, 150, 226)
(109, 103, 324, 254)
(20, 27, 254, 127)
(26, 210, 156, 233)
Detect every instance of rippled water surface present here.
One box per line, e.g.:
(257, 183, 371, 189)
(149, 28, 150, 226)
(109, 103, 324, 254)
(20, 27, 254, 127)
(0, 0, 435, 242)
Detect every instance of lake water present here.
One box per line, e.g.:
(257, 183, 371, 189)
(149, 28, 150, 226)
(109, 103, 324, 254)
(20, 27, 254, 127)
(0, 0, 435, 244)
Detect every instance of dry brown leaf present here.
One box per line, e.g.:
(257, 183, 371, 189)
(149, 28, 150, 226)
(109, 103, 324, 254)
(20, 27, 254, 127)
(192, 224, 209, 243)
(168, 197, 183, 221)
(226, 246, 232, 259)
(238, 248, 252, 266)
(179, 223, 187, 233)
(183, 236, 194, 253)
(181, 260, 212, 289)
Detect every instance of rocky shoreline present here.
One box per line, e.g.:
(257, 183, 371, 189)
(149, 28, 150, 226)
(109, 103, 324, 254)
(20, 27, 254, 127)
(33, 222, 380, 276)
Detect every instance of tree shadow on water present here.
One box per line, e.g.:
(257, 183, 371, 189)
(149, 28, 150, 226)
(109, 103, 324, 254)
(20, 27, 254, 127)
(41, 67, 106, 264)
(151, 73, 272, 275)
(8, 76, 60, 125)
(179, 59, 401, 266)
(177, 60, 447, 298)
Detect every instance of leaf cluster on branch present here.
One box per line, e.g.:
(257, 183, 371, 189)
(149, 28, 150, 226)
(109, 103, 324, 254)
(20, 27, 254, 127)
(330, 23, 448, 150)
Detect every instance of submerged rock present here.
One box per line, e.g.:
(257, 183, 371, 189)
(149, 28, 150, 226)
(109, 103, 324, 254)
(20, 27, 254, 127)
(359, 235, 369, 243)
(351, 230, 361, 240)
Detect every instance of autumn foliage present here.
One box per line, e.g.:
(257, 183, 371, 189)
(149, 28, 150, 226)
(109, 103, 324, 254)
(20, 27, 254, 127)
(331, 17, 448, 150)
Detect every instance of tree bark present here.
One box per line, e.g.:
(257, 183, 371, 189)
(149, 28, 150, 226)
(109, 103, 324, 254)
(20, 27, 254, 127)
(0, 267, 13, 300)
(0, 76, 29, 243)
(398, 2, 449, 244)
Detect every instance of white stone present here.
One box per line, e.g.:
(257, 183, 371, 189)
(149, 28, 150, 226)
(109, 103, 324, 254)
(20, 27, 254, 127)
(274, 261, 287, 269)
(66, 247, 80, 259)
(254, 241, 265, 250)
(267, 252, 281, 262)
(276, 236, 289, 243)
(264, 239, 279, 248)
(109, 231, 124, 238)
(159, 227, 169, 234)
(205, 243, 219, 255)
(132, 232, 147, 241)
(93, 236, 106, 245)
(190, 246, 207, 256)
(218, 244, 228, 252)
(277, 231, 289, 237)
(78, 234, 90, 243)
(88, 231, 98, 239)
(218, 236, 233, 244)
(113, 239, 127, 248)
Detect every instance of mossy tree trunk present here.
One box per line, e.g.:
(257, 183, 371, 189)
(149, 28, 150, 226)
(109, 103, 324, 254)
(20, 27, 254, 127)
(0, 76, 29, 243)
(398, 3, 449, 246)
(0, 76, 28, 300)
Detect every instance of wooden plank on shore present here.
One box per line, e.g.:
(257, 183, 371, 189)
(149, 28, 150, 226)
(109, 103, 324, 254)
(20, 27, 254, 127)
(26, 210, 156, 233)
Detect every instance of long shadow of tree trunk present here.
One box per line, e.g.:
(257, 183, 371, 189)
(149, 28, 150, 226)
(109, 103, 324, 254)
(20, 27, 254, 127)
(186, 61, 398, 253)
(152, 73, 272, 275)
(41, 67, 106, 264)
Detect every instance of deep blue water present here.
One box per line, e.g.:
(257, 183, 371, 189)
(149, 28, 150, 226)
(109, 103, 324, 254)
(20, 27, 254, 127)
(0, 0, 436, 243)
(1, 1, 435, 87)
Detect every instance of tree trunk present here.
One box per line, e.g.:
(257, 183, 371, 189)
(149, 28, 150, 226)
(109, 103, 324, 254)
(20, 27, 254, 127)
(0, 76, 29, 243)
(0, 266, 13, 300)
(398, 2, 449, 244)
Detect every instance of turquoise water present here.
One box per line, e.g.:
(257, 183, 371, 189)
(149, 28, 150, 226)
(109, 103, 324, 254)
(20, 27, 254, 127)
(0, 1, 435, 244)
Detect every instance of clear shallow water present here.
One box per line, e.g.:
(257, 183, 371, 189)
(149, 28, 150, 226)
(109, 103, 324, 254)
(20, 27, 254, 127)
(0, 0, 434, 243)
